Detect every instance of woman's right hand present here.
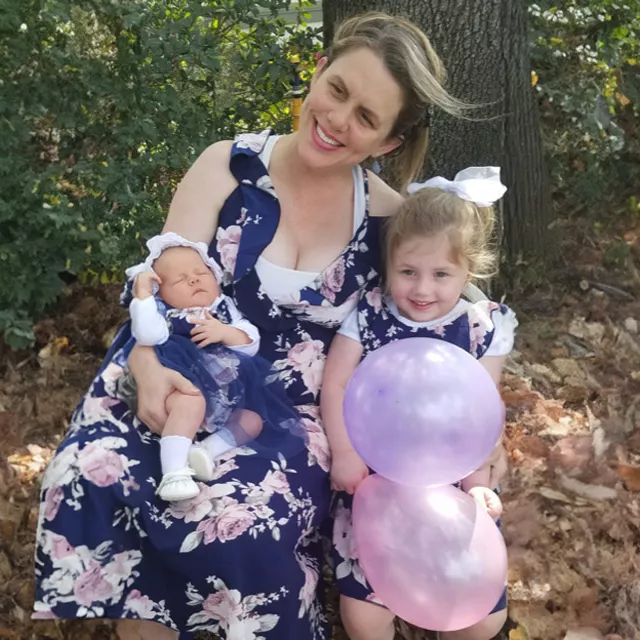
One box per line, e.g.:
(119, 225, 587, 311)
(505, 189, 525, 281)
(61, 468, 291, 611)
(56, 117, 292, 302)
(128, 345, 201, 434)
(330, 449, 370, 495)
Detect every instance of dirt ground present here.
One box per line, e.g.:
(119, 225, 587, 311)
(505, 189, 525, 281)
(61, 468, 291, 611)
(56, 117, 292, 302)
(2, 210, 640, 640)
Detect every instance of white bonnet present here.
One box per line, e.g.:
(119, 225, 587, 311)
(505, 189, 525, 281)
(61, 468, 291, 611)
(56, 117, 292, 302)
(125, 232, 224, 283)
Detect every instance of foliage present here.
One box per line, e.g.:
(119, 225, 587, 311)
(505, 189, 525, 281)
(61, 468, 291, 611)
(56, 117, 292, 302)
(529, 0, 640, 206)
(0, 0, 320, 348)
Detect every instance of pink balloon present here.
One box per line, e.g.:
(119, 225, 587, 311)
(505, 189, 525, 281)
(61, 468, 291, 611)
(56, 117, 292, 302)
(353, 476, 507, 632)
(344, 337, 504, 487)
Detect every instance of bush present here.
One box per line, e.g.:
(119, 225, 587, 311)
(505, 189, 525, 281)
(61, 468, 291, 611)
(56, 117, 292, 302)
(0, 0, 320, 349)
(529, 0, 640, 206)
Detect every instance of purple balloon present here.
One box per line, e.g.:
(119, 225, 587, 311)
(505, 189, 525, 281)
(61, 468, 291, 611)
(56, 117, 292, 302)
(353, 476, 507, 631)
(344, 337, 504, 487)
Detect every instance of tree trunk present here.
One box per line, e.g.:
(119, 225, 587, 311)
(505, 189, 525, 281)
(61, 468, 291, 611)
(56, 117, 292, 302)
(323, 0, 553, 265)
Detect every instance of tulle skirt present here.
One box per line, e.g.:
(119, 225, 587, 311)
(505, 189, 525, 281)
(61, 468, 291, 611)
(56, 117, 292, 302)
(119, 336, 307, 460)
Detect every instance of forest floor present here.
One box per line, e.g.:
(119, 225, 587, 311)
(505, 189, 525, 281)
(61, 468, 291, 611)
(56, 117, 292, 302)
(1, 203, 640, 640)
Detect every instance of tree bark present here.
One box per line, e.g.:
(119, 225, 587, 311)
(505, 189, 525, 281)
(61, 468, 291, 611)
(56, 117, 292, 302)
(323, 0, 554, 264)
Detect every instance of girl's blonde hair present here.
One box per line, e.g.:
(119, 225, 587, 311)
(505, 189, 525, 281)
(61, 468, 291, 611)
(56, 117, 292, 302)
(385, 188, 498, 280)
(326, 12, 469, 192)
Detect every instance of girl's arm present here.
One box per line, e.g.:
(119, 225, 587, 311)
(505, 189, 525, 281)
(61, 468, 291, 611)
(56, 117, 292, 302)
(461, 354, 507, 492)
(321, 334, 370, 494)
(321, 334, 364, 456)
(129, 141, 238, 432)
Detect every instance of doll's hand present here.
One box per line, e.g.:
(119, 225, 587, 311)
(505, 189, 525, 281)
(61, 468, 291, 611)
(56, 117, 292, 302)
(467, 486, 503, 521)
(190, 310, 229, 348)
(133, 270, 161, 300)
(331, 449, 369, 494)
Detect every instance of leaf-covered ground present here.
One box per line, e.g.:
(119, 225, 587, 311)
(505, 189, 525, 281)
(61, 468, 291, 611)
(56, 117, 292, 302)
(1, 212, 639, 640)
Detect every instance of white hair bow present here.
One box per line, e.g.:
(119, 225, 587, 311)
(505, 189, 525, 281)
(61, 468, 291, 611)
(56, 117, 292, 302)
(407, 167, 507, 208)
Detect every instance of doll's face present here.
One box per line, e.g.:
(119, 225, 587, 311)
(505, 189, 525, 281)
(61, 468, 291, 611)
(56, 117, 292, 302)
(153, 247, 220, 309)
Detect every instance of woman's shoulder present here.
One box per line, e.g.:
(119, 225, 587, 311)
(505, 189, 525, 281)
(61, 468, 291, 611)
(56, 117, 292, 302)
(196, 139, 235, 169)
(163, 140, 237, 243)
(365, 170, 404, 218)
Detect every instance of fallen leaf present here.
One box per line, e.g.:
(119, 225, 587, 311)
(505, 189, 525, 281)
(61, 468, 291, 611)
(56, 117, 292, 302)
(563, 628, 604, 640)
(617, 464, 640, 491)
(558, 475, 617, 501)
(549, 436, 593, 474)
(538, 486, 575, 503)
(552, 358, 585, 381)
(509, 624, 530, 640)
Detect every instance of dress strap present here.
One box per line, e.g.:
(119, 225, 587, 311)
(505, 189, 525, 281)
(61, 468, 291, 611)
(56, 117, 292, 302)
(225, 130, 281, 284)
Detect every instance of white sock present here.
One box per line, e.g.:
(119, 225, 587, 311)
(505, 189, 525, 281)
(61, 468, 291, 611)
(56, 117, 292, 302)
(160, 435, 192, 474)
(200, 430, 236, 459)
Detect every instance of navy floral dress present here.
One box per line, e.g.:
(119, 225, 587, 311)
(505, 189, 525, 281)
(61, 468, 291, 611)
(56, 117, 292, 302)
(333, 281, 516, 613)
(33, 130, 381, 639)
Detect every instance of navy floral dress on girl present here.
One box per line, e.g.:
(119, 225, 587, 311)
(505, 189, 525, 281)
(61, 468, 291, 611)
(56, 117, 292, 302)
(332, 279, 517, 612)
(34, 130, 381, 640)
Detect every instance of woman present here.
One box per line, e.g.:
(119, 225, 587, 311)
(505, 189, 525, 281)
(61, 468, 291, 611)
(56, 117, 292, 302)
(33, 12, 505, 640)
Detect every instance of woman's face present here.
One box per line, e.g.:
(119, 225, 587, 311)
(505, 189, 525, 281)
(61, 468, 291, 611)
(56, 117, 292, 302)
(297, 47, 405, 171)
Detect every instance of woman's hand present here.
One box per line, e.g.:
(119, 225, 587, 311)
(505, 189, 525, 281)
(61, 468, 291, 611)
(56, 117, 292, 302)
(128, 345, 201, 434)
(331, 449, 369, 494)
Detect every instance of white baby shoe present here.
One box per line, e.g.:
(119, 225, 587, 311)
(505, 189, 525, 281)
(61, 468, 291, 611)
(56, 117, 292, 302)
(188, 444, 215, 482)
(156, 468, 199, 501)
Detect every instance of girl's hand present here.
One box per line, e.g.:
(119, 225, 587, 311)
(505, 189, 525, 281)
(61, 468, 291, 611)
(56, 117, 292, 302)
(133, 271, 162, 300)
(190, 311, 228, 348)
(129, 345, 201, 434)
(466, 486, 503, 521)
(331, 449, 369, 494)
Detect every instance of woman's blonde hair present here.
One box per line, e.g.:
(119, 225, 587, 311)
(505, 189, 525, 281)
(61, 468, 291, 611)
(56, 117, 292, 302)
(385, 188, 498, 280)
(326, 12, 469, 192)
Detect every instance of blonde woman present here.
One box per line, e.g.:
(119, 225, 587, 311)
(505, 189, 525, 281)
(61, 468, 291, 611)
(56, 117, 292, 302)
(34, 13, 507, 640)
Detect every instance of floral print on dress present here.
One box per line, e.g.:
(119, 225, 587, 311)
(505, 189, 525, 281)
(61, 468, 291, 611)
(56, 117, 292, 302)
(34, 129, 379, 639)
(319, 257, 346, 303)
(269, 337, 326, 399)
(216, 225, 243, 280)
(185, 576, 281, 638)
(355, 280, 513, 359)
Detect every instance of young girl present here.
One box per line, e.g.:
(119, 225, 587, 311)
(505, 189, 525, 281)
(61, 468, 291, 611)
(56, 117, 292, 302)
(124, 233, 306, 502)
(321, 167, 516, 638)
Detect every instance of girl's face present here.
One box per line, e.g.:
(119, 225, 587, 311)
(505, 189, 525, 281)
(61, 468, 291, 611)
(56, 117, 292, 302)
(154, 247, 220, 309)
(387, 232, 469, 323)
(296, 47, 404, 170)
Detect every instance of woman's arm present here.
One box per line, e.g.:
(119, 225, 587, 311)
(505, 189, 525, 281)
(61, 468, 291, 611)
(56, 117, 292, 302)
(128, 346, 201, 434)
(366, 171, 404, 218)
(129, 140, 238, 432)
(163, 140, 236, 241)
